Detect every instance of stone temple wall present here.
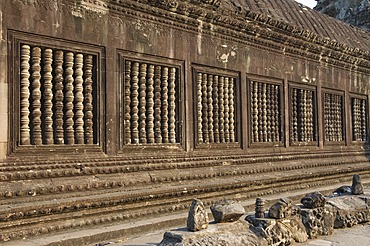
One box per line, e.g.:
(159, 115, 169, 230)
(0, 1, 370, 241)
(0, 0, 369, 160)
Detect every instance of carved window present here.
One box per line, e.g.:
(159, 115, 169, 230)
(18, 43, 99, 146)
(122, 58, 181, 145)
(250, 80, 282, 143)
(323, 92, 344, 142)
(351, 97, 367, 142)
(289, 87, 316, 143)
(195, 71, 237, 144)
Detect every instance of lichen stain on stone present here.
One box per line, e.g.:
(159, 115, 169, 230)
(197, 20, 204, 55)
(217, 44, 237, 66)
(0, 11, 3, 43)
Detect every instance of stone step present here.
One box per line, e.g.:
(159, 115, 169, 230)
(0, 155, 369, 242)
(3, 179, 370, 246)
(1, 151, 368, 199)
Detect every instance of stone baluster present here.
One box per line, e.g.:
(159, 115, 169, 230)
(229, 77, 235, 142)
(252, 81, 258, 142)
(258, 82, 263, 142)
(64, 52, 75, 144)
(330, 94, 335, 141)
(54, 51, 64, 144)
(356, 99, 360, 140)
(161, 67, 169, 143)
(266, 84, 271, 142)
(274, 85, 280, 142)
(131, 62, 140, 144)
(361, 99, 367, 141)
(154, 66, 162, 143)
(83, 55, 94, 144)
(207, 74, 214, 143)
(20, 45, 31, 145)
(124, 61, 132, 144)
(324, 94, 329, 141)
(213, 75, 219, 143)
(270, 84, 276, 142)
(261, 83, 267, 142)
(202, 74, 209, 143)
(355, 99, 360, 140)
(333, 95, 338, 141)
(224, 77, 230, 142)
(307, 90, 313, 141)
(31, 47, 42, 145)
(337, 95, 343, 141)
(301, 90, 307, 142)
(291, 88, 298, 142)
(43, 49, 54, 145)
(255, 198, 265, 218)
(147, 64, 155, 143)
(168, 67, 176, 143)
(219, 76, 225, 142)
(74, 53, 84, 144)
(334, 95, 339, 141)
(139, 63, 147, 144)
(352, 99, 357, 140)
(351, 99, 356, 140)
(197, 73, 203, 143)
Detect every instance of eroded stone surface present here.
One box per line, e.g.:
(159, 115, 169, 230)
(253, 217, 308, 245)
(301, 205, 336, 239)
(301, 191, 326, 209)
(268, 198, 294, 219)
(158, 220, 268, 246)
(186, 199, 208, 232)
(352, 174, 364, 195)
(210, 199, 245, 223)
(327, 196, 370, 228)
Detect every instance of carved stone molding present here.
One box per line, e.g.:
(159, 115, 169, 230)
(9, 0, 369, 72)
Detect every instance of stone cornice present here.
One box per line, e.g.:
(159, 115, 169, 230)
(11, 0, 370, 72)
(109, 0, 370, 71)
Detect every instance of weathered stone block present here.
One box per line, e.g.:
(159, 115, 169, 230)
(268, 198, 293, 219)
(351, 174, 364, 195)
(301, 191, 326, 208)
(158, 220, 268, 246)
(327, 196, 370, 228)
(301, 205, 336, 239)
(210, 199, 245, 223)
(187, 199, 208, 232)
(253, 217, 307, 245)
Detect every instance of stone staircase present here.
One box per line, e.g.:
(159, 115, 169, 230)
(1, 150, 370, 243)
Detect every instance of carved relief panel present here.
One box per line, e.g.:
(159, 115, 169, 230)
(351, 96, 368, 142)
(322, 91, 345, 143)
(248, 76, 283, 145)
(193, 65, 239, 147)
(119, 51, 183, 148)
(289, 85, 317, 145)
(11, 31, 102, 151)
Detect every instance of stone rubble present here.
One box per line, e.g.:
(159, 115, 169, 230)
(186, 199, 208, 232)
(159, 175, 370, 246)
(210, 199, 245, 223)
(301, 191, 326, 209)
(352, 174, 364, 195)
